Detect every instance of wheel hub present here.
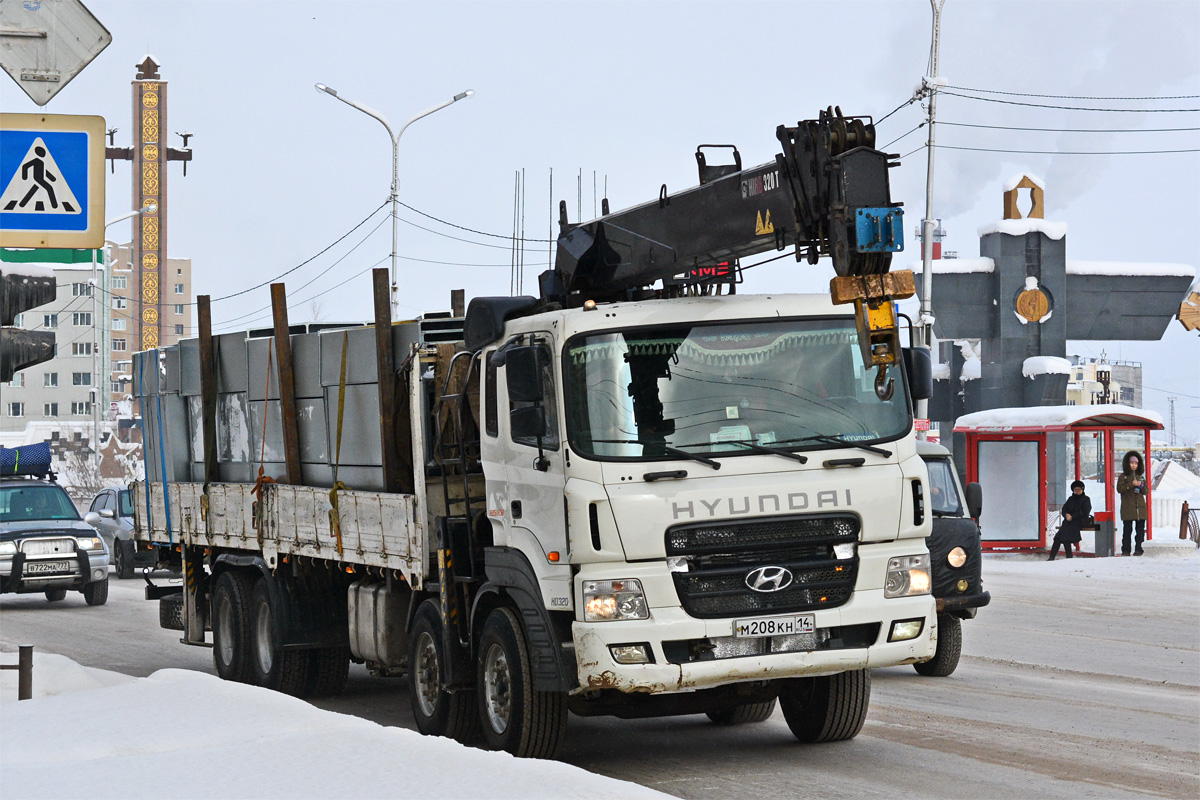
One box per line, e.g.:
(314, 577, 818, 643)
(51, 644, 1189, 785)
(255, 605, 273, 673)
(483, 643, 512, 734)
(414, 631, 441, 718)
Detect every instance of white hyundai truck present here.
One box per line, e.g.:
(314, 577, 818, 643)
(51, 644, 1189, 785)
(133, 110, 936, 759)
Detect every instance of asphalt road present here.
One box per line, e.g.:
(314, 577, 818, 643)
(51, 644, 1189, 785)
(2, 560, 1197, 799)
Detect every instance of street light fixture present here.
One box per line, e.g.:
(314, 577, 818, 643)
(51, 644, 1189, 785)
(90, 204, 157, 474)
(315, 83, 474, 315)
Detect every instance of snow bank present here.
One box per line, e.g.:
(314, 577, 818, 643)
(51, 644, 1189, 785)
(978, 218, 1068, 240)
(1065, 260, 1195, 278)
(0, 660, 669, 800)
(1022, 356, 1072, 378)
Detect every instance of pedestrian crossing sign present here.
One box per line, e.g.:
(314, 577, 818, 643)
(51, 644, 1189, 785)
(0, 113, 105, 248)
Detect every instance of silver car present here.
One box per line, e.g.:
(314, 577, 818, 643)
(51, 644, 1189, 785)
(1, 477, 110, 605)
(85, 487, 156, 579)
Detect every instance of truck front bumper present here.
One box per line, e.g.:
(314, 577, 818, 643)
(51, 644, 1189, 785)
(571, 590, 935, 694)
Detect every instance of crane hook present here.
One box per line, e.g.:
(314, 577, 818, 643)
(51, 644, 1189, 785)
(874, 366, 895, 401)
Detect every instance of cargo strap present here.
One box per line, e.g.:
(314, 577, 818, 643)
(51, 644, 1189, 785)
(252, 339, 276, 544)
(328, 332, 349, 557)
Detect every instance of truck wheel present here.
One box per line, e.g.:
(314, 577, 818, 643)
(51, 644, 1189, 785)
(83, 577, 109, 606)
(477, 606, 567, 759)
(44, 588, 67, 602)
(212, 571, 254, 682)
(114, 540, 134, 580)
(306, 646, 351, 697)
(706, 698, 777, 725)
(914, 613, 962, 677)
(247, 577, 310, 696)
(779, 669, 871, 743)
(409, 601, 479, 742)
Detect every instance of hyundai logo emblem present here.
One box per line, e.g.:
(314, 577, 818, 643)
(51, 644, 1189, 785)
(745, 565, 793, 593)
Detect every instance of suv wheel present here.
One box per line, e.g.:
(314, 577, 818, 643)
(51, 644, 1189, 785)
(45, 588, 67, 602)
(83, 577, 109, 606)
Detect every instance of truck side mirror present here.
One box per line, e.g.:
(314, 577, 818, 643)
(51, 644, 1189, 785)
(965, 482, 983, 520)
(510, 405, 547, 440)
(505, 345, 545, 404)
(902, 346, 933, 401)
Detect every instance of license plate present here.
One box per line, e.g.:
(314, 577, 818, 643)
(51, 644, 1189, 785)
(25, 560, 71, 575)
(734, 614, 815, 639)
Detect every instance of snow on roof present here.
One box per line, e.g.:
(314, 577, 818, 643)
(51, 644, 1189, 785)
(1023, 356, 1072, 377)
(909, 256, 995, 274)
(978, 218, 1067, 240)
(1003, 173, 1046, 191)
(961, 358, 981, 381)
(1066, 260, 1195, 278)
(955, 403, 1164, 432)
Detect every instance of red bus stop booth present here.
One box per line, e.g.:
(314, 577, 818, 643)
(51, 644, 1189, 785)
(954, 405, 1164, 555)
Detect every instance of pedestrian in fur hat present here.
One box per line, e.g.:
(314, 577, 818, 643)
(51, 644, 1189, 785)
(1049, 480, 1091, 561)
(1117, 450, 1148, 556)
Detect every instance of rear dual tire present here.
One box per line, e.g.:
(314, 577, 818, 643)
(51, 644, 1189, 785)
(408, 601, 480, 743)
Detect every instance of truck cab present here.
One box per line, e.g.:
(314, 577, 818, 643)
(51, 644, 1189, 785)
(914, 440, 990, 676)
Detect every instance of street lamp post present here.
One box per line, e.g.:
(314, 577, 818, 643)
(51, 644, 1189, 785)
(315, 83, 474, 315)
(91, 205, 155, 475)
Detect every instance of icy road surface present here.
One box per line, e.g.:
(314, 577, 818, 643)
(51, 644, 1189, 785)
(2, 543, 1197, 799)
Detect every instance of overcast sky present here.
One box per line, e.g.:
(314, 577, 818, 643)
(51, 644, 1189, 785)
(2, 0, 1197, 441)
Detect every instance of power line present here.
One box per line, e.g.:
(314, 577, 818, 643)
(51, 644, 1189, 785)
(935, 144, 1199, 155)
(942, 85, 1200, 101)
(396, 214, 517, 250)
(938, 120, 1200, 134)
(398, 199, 553, 243)
(876, 97, 919, 127)
(883, 123, 925, 149)
(902, 144, 927, 160)
(939, 90, 1199, 113)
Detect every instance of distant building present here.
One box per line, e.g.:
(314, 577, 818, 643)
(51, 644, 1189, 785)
(1065, 354, 1142, 408)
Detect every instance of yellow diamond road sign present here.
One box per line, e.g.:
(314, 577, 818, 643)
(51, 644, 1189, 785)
(0, 113, 106, 248)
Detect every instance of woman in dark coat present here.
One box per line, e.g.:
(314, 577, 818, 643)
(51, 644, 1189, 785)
(1116, 450, 1148, 555)
(1049, 480, 1091, 560)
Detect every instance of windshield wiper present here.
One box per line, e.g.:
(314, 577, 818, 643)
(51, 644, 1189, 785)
(591, 439, 721, 470)
(688, 439, 808, 464)
(776, 434, 893, 458)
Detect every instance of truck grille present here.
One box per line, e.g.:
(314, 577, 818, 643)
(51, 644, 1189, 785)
(666, 514, 859, 618)
(21, 538, 76, 556)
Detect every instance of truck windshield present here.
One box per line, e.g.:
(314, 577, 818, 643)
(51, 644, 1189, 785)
(925, 458, 964, 516)
(0, 485, 81, 522)
(563, 318, 910, 460)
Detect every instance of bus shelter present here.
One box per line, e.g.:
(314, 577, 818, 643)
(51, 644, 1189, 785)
(954, 405, 1163, 554)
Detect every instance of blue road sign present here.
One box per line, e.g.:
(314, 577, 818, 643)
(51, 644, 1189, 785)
(0, 114, 105, 248)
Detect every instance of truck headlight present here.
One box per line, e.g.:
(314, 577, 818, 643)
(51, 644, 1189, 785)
(583, 579, 649, 622)
(885, 554, 931, 598)
(947, 546, 967, 568)
(0, 541, 16, 556)
(76, 536, 104, 551)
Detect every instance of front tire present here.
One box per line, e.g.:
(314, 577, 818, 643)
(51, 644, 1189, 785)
(706, 698, 778, 725)
(779, 669, 871, 743)
(247, 577, 309, 695)
(83, 577, 109, 606)
(114, 540, 134, 580)
(408, 601, 479, 742)
(45, 588, 67, 602)
(477, 607, 567, 759)
(914, 613, 962, 677)
(212, 570, 254, 682)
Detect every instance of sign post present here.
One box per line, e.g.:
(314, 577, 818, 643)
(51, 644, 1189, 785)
(0, 112, 105, 248)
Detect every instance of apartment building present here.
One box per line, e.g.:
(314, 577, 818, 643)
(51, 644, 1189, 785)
(1065, 354, 1143, 407)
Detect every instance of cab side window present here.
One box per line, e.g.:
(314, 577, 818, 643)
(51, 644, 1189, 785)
(485, 351, 498, 438)
(89, 493, 106, 513)
(508, 342, 559, 450)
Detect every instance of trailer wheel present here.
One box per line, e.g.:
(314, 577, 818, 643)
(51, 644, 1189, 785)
(914, 613, 962, 677)
(477, 607, 567, 759)
(247, 577, 310, 696)
(779, 669, 870, 743)
(44, 588, 67, 602)
(212, 571, 254, 683)
(706, 698, 778, 725)
(114, 540, 135, 580)
(409, 601, 479, 742)
(306, 646, 351, 697)
(83, 577, 109, 606)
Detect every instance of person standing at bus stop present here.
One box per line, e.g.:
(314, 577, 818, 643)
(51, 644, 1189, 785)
(1117, 450, 1148, 556)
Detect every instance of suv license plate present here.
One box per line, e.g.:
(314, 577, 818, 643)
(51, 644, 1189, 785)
(26, 560, 71, 575)
(734, 614, 815, 639)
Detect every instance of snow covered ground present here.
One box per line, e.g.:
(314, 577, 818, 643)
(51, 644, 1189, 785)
(2, 541, 1195, 800)
(0, 659, 669, 800)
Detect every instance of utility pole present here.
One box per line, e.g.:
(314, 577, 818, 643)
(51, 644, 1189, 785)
(1168, 396, 1177, 446)
(916, 0, 946, 438)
